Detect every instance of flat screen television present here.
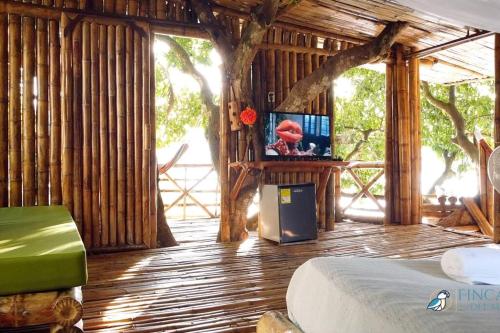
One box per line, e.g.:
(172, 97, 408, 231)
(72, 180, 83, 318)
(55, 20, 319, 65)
(264, 111, 332, 160)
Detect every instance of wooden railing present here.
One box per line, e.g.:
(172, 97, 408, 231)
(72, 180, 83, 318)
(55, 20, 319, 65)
(159, 163, 220, 220)
(337, 161, 385, 222)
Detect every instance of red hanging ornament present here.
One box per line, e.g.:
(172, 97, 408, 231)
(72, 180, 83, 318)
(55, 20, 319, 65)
(240, 107, 257, 126)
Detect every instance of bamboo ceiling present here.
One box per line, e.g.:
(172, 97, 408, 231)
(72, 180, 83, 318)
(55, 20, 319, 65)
(213, 0, 494, 84)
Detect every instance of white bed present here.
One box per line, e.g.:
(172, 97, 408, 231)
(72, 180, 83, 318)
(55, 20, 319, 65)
(287, 257, 500, 333)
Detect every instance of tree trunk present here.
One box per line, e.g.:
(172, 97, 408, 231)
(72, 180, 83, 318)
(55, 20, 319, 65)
(427, 150, 456, 195)
(422, 82, 479, 163)
(191, 0, 408, 241)
(157, 185, 178, 247)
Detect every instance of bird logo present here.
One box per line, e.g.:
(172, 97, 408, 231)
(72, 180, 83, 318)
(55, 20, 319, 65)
(427, 290, 450, 311)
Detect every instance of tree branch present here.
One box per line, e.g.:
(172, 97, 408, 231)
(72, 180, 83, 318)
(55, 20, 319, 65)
(422, 81, 478, 163)
(189, 0, 233, 59)
(275, 21, 408, 112)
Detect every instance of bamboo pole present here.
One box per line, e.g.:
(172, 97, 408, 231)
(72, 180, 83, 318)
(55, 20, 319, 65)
(36, 15, 50, 205)
(116, 24, 127, 245)
(73, 23, 83, 232)
(115, 0, 126, 14)
(0, 14, 8, 206)
(326, 86, 335, 230)
(396, 45, 411, 225)
(90, 22, 101, 248)
(128, 0, 138, 16)
(108, 25, 118, 247)
(494, 34, 500, 243)
(82, 21, 92, 248)
(149, 32, 157, 247)
(311, 36, 319, 113)
(125, 25, 135, 244)
(49, 17, 62, 204)
(304, 34, 312, 114)
(134, 31, 143, 245)
(266, 28, 275, 111)
(282, 31, 290, 101)
(274, 27, 282, 106)
(219, 78, 230, 242)
(9, 14, 22, 207)
(142, 31, 151, 247)
(99, 24, 109, 246)
(156, 0, 166, 19)
(385, 62, 394, 225)
(409, 53, 421, 225)
(62, 13, 74, 212)
(23, 15, 36, 206)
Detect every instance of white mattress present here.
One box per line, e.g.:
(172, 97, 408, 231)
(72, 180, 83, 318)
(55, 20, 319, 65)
(287, 257, 500, 333)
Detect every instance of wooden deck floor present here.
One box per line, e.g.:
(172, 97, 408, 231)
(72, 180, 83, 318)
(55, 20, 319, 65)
(83, 220, 492, 332)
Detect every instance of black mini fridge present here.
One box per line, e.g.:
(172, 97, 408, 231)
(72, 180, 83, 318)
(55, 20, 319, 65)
(259, 183, 317, 244)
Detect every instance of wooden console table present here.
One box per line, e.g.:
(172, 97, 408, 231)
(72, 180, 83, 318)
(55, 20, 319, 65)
(229, 161, 350, 205)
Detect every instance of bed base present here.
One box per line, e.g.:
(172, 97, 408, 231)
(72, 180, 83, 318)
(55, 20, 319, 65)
(257, 311, 303, 333)
(0, 287, 83, 332)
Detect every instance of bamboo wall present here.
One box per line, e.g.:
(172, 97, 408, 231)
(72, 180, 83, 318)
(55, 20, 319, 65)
(385, 45, 422, 225)
(0, 2, 158, 251)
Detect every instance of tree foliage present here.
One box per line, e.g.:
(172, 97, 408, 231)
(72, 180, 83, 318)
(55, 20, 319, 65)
(421, 80, 494, 173)
(155, 36, 215, 147)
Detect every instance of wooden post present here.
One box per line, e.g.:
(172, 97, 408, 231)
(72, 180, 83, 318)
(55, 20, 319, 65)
(409, 52, 422, 225)
(37, 15, 50, 206)
(125, 25, 135, 245)
(82, 21, 92, 248)
(494, 34, 500, 243)
(61, 13, 74, 212)
(73, 22, 83, 232)
(22, 9, 36, 206)
(108, 25, 118, 247)
(9, 14, 22, 207)
(90, 22, 101, 248)
(49, 17, 62, 205)
(0, 13, 7, 207)
(219, 77, 230, 242)
(133, 30, 143, 245)
(396, 45, 411, 225)
(385, 61, 394, 225)
(116, 24, 127, 245)
(99, 24, 109, 246)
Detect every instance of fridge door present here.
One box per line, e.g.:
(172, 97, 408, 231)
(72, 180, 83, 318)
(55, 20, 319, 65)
(278, 184, 317, 243)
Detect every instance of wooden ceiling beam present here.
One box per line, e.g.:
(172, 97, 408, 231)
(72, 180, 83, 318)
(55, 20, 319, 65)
(406, 30, 494, 59)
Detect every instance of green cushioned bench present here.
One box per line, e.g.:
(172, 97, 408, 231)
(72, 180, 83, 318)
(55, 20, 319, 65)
(0, 206, 87, 296)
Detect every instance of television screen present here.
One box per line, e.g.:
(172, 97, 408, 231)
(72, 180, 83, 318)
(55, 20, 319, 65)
(264, 112, 332, 159)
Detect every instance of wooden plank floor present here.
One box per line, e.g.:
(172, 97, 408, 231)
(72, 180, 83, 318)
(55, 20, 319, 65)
(83, 220, 492, 332)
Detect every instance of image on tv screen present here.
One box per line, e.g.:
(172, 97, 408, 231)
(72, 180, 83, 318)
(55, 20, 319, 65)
(264, 112, 332, 158)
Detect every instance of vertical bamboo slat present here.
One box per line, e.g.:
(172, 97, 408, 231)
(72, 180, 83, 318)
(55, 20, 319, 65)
(108, 25, 118, 246)
(90, 22, 101, 248)
(409, 54, 421, 225)
(49, 18, 62, 204)
(134, 31, 143, 245)
(125, 26, 135, 244)
(116, 24, 127, 245)
(396, 46, 411, 225)
(36, 16, 50, 205)
(385, 62, 394, 225)
(62, 14, 74, 212)
(0, 14, 8, 207)
(82, 21, 92, 248)
(23, 15, 36, 206)
(99, 24, 110, 246)
(9, 14, 22, 207)
(149, 32, 157, 247)
(73, 23, 83, 232)
(274, 28, 282, 106)
(219, 77, 230, 242)
(142, 32, 151, 247)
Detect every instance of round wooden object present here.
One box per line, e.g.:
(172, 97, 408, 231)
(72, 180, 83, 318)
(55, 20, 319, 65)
(53, 297, 83, 327)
